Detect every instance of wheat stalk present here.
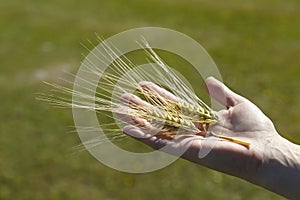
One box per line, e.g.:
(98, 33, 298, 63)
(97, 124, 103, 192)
(38, 38, 250, 149)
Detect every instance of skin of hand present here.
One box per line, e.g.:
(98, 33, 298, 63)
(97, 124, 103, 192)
(121, 77, 300, 199)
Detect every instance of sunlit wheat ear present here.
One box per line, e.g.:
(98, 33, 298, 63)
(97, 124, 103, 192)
(38, 38, 250, 149)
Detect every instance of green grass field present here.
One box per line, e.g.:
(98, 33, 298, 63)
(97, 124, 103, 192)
(1, 0, 300, 199)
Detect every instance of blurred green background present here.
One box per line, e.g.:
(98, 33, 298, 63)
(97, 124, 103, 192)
(1, 0, 300, 199)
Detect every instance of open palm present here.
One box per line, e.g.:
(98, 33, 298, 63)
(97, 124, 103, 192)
(122, 77, 280, 181)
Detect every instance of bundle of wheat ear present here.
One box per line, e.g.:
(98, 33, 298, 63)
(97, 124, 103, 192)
(39, 39, 250, 149)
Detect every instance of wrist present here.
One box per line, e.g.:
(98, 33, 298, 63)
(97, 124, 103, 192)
(255, 133, 300, 199)
(268, 135, 300, 169)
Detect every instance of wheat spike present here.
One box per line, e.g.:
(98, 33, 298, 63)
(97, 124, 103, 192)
(38, 38, 250, 149)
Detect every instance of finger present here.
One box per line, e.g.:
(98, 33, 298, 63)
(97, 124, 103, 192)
(205, 77, 246, 107)
(124, 125, 223, 161)
(123, 125, 170, 147)
(120, 93, 152, 108)
(118, 93, 154, 128)
(138, 81, 180, 102)
(123, 125, 203, 159)
(116, 110, 150, 128)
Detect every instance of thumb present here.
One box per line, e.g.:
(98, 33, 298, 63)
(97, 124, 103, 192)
(205, 77, 246, 108)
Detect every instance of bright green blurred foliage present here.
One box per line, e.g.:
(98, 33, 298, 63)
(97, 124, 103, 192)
(1, 0, 299, 199)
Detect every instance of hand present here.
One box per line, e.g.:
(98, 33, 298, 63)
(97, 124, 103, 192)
(121, 77, 300, 199)
(121, 77, 277, 177)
